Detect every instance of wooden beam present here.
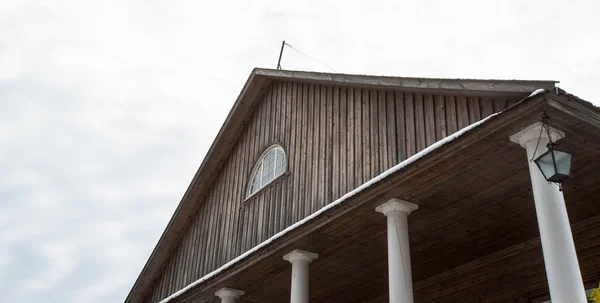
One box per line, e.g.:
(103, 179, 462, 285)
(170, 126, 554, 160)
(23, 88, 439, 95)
(546, 93, 600, 130)
(254, 68, 557, 96)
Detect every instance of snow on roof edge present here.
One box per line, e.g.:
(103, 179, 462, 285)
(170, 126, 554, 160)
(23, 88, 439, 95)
(528, 88, 546, 98)
(158, 111, 501, 303)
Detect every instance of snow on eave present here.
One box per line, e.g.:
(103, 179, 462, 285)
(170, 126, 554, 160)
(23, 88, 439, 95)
(158, 111, 501, 303)
(528, 88, 546, 98)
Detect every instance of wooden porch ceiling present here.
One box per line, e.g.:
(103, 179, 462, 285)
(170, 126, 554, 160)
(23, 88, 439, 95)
(173, 93, 600, 303)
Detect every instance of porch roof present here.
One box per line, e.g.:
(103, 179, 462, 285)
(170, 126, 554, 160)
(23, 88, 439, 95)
(158, 90, 600, 302)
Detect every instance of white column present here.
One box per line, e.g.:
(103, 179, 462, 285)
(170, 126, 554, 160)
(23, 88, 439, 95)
(376, 198, 418, 303)
(214, 287, 244, 303)
(510, 122, 586, 303)
(283, 249, 318, 303)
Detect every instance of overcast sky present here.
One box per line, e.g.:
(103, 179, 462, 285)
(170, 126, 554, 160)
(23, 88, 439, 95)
(1, 1, 599, 302)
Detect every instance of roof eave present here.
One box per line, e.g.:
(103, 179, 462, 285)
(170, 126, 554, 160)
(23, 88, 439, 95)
(254, 68, 558, 96)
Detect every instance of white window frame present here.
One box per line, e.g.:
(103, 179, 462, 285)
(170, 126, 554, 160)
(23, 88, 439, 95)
(247, 145, 288, 197)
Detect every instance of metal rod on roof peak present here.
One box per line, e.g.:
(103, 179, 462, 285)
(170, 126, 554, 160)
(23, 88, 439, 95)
(277, 40, 285, 70)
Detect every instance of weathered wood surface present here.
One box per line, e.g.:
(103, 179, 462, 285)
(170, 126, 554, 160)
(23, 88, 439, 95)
(142, 93, 600, 303)
(154, 96, 600, 303)
(146, 81, 521, 302)
(360, 215, 600, 303)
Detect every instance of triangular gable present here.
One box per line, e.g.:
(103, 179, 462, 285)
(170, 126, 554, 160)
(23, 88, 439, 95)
(126, 69, 557, 303)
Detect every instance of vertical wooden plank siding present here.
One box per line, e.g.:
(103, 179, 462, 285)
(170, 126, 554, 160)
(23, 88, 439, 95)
(305, 84, 314, 218)
(378, 91, 388, 173)
(284, 81, 295, 232)
(395, 92, 406, 161)
(369, 89, 379, 177)
(339, 87, 348, 196)
(332, 86, 340, 201)
(326, 86, 334, 206)
(311, 84, 321, 214)
(361, 89, 371, 184)
(424, 94, 436, 147)
(494, 98, 507, 112)
(456, 96, 470, 129)
(385, 91, 396, 168)
(194, 201, 207, 278)
(229, 127, 243, 262)
(216, 150, 230, 265)
(414, 93, 427, 152)
(446, 96, 458, 135)
(404, 92, 416, 158)
(435, 95, 447, 141)
(353, 88, 363, 189)
(481, 97, 494, 118)
(297, 82, 308, 222)
(146, 82, 515, 302)
(468, 96, 481, 123)
(346, 88, 355, 191)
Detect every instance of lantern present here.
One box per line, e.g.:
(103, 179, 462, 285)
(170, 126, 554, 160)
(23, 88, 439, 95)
(531, 113, 573, 188)
(534, 143, 573, 183)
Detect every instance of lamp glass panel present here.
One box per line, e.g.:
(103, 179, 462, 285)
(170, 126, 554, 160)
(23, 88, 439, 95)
(536, 151, 557, 180)
(553, 150, 572, 176)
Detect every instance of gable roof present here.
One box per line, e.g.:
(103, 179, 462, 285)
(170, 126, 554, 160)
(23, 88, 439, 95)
(125, 68, 558, 302)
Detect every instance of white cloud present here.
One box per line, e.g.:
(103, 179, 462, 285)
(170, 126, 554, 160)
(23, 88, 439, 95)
(0, 0, 598, 302)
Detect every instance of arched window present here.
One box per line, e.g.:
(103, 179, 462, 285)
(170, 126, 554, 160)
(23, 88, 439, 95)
(248, 145, 287, 196)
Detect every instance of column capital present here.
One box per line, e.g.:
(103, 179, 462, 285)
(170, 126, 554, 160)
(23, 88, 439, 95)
(509, 122, 565, 148)
(283, 249, 319, 263)
(215, 287, 245, 299)
(376, 198, 418, 216)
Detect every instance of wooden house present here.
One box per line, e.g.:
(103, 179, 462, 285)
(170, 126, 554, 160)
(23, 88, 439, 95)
(125, 69, 600, 303)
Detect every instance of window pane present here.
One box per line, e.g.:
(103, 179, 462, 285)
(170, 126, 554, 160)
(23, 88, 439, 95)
(275, 164, 284, 175)
(248, 146, 288, 196)
(260, 173, 267, 185)
(267, 160, 275, 173)
(267, 150, 275, 161)
(262, 159, 270, 175)
(262, 172, 273, 185)
(252, 182, 261, 193)
(253, 171, 261, 184)
(268, 154, 276, 166)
